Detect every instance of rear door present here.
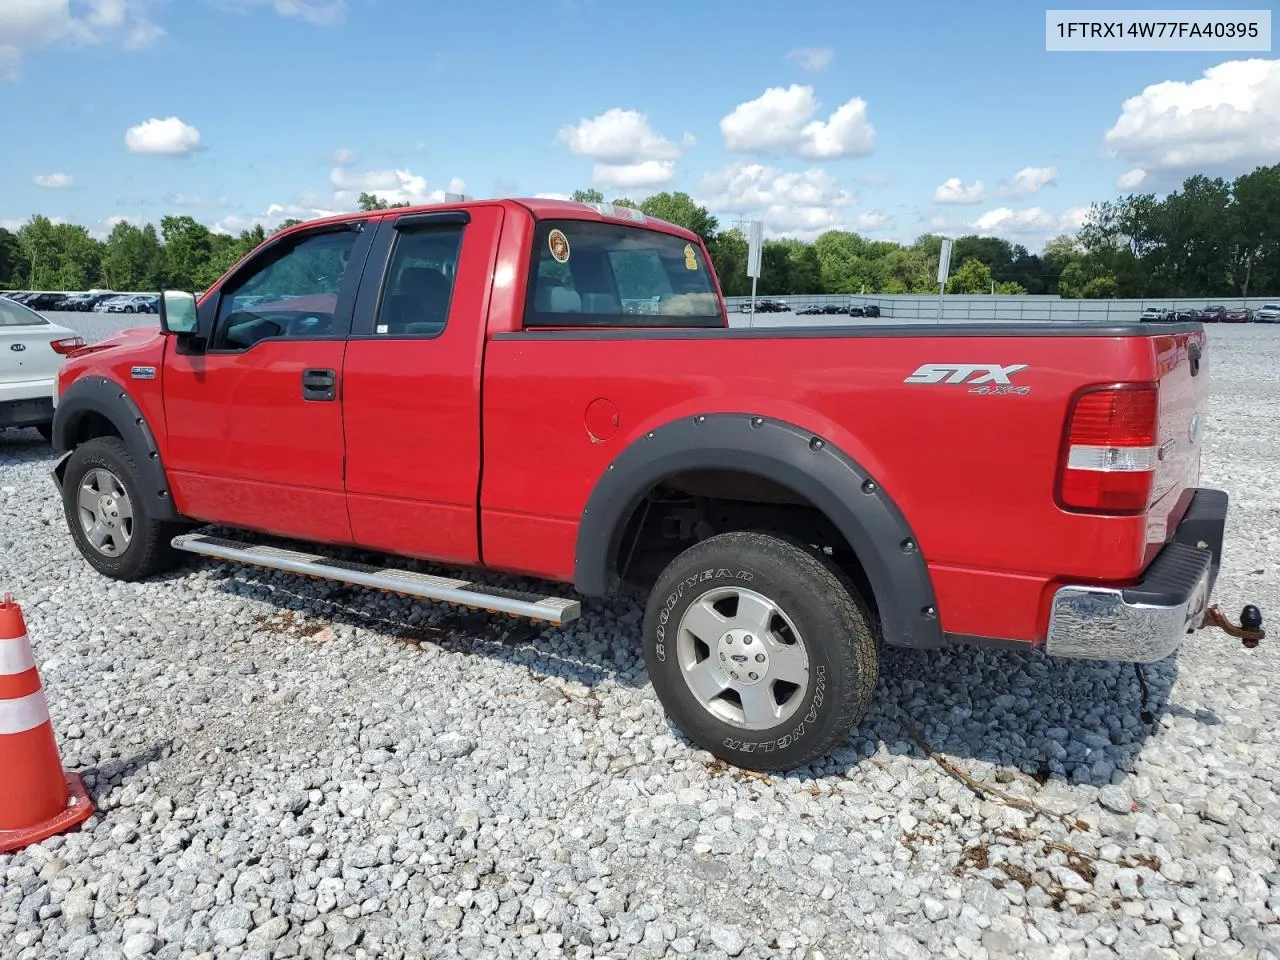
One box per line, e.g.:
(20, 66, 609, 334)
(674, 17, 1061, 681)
(162, 220, 373, 544)
(340, 206, 503, 564)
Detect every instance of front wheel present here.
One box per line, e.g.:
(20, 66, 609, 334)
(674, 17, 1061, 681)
(643, 531, 879, 772)
(60, 437, 185, 581)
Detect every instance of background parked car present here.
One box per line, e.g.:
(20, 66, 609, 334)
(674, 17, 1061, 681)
(1, 295, 85, 442)
(102, 294, 158, 314)
(1198, 305, 1227, 323)
(862, 304, 881, 318)
(1255, 304, 1280, 323)
(1223, 307, 1254, 323)
(22, 293, 69, 312)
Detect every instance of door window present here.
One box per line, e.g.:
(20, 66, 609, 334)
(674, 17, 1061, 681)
(212, 228, 361, 351)
(373, 224, 465, 338)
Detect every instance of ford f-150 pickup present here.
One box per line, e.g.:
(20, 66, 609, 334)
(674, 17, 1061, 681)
(47, 198, 1259, 771)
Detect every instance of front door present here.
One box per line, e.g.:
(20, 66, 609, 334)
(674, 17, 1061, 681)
(341, 207, 500, 564)
(163, 221, 372, 545)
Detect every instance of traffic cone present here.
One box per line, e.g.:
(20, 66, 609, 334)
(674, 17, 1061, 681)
(0, 594, 93, 853)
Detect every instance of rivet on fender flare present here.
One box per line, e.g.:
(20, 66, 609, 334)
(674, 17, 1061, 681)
(861, 480, 877, 494)
(921, 606, 937, 618)
(750, 417, 764, 428)
(809, 437, 824, 451)
(694, 416, 705, 424)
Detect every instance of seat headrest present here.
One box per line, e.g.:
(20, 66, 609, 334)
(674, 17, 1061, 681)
(535, 284, 582, 313)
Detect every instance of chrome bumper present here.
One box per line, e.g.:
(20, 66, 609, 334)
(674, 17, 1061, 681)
(1045, 488, 1226, 663)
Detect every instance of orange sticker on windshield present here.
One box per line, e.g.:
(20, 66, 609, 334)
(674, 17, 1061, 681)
(549, 229, 571, 263)
(684, 243, 698, 270)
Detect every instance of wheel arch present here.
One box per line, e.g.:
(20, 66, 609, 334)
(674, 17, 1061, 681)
(573, 412, 943, 649)
(50, 375, 181, 521)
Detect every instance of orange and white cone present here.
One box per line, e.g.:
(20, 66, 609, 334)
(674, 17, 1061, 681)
(0, 594, 93, 853)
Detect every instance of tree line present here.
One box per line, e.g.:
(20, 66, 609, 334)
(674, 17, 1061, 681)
(3, 166, 1276, 299)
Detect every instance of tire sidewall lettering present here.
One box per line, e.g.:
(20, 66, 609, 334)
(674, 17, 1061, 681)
(654, 568, 755, 664)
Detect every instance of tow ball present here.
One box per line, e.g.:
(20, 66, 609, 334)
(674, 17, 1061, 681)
(1200, 603, 1265, 649)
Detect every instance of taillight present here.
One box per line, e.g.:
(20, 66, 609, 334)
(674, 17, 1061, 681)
(50, 336, 86, 355)
(1058, 383, 1159, 514)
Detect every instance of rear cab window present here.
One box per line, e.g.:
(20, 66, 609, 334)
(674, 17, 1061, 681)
(524, 220, 724, 328)
(0, 298, 49, 326)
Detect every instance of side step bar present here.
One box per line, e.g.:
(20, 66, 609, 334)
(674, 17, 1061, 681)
(170, 533, 581, 626)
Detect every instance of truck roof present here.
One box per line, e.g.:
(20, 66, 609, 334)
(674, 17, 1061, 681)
(271, 197, 702, 245)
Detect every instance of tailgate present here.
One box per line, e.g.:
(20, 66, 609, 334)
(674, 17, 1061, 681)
(1149, 328, 1209, 531)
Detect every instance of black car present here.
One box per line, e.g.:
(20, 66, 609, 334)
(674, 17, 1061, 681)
(862, 304, 881, 318)
(22, 293, 69, 311)
(1198, 305, 1227, 323)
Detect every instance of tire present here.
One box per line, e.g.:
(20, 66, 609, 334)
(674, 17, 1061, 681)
(124, 306, 135, 314)
(643, 531, 879, 772)
(60, 437, 185, 581)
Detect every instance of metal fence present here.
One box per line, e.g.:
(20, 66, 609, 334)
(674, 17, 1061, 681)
(723, 293, 1280, 325)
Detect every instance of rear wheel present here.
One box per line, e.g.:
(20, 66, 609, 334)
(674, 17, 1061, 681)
(643, 531, 879, 772)
(61, 437, 185, 580)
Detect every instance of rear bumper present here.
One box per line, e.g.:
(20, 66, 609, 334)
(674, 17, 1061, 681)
(1046, 488, 1227, 663)
(0, 396, 55, 428)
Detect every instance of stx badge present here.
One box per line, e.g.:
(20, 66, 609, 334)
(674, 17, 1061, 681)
(904, 363, 1029, 385)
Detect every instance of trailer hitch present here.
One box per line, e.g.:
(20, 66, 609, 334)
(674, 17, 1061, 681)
(1200, 603, 1265, 649)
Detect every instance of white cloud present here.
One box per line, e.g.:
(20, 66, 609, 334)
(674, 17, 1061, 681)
(125, 116, 203, 156)
(933, 177, 985, 204)
(592, 160, 675, 190)
(329, 166, 466, 207)
(556, 107, 683, 162)
(331, 147, 357, 167)
(92, 214, 148, 239)
(999, 166, 1059, 198)
(34, 172, 73, 189)
(213, 201, 343, 236)
(214, 0, 346, 25)
(1104, 58, 1280, 176)
(720, 84, 875, 159)
(164, 193, 231, 208)
(698, 162, 859, 240)
(1117, 168, 1147, 190)
(786, 47, 833, 72)
(970, 206, 1086, 237)
(855, 211, 887, 231)
(533, 192, 572, 201)
(0, 0, 161, 77)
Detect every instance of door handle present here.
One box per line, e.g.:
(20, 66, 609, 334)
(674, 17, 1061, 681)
(302, 368, 337, 402)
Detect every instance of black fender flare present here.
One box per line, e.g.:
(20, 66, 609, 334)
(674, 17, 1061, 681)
(573, 412, 944, 650)
(50, 375, 182, 521)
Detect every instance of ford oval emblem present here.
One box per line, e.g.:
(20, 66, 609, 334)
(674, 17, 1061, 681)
(9, 343, 25, 352)
(1189, 413, 1200, 443)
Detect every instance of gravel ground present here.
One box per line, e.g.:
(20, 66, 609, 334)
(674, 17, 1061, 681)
(0, 324, 1277, 960)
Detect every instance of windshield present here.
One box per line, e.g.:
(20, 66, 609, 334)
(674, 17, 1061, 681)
(524, 220, 723, 328)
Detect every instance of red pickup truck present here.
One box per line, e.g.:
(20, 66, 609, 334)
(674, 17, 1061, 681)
(49, 198, 1252, 771)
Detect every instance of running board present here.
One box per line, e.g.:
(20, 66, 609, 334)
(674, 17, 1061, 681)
(170, 533, 581, 625)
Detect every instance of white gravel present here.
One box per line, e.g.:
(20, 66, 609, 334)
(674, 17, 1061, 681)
(1, 324, 1277, 960)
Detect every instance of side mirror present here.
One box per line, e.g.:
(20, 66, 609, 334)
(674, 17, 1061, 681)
(159, 289, 199, 336)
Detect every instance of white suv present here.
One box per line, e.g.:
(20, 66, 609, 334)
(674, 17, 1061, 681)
(0, 296, 85, 441)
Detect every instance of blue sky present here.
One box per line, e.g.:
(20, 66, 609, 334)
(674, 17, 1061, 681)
(2, 0, 1277, 250)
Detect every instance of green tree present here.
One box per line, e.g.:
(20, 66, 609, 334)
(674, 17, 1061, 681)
(611, 197, 637, 209)
(161, 215, 217, 290)
(706, 228, 750, 297)
(101, 222, 165, 291)
(946, 258, 994, 295)
(17, 216, 61, 289)
(638, 192, 718, 243)
(357, 192, 408, 211)
(570, 188, 604, 204)
(0, 228, 24, 288)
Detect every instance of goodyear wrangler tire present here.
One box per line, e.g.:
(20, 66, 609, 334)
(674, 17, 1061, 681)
(643, 531, 878, 772)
